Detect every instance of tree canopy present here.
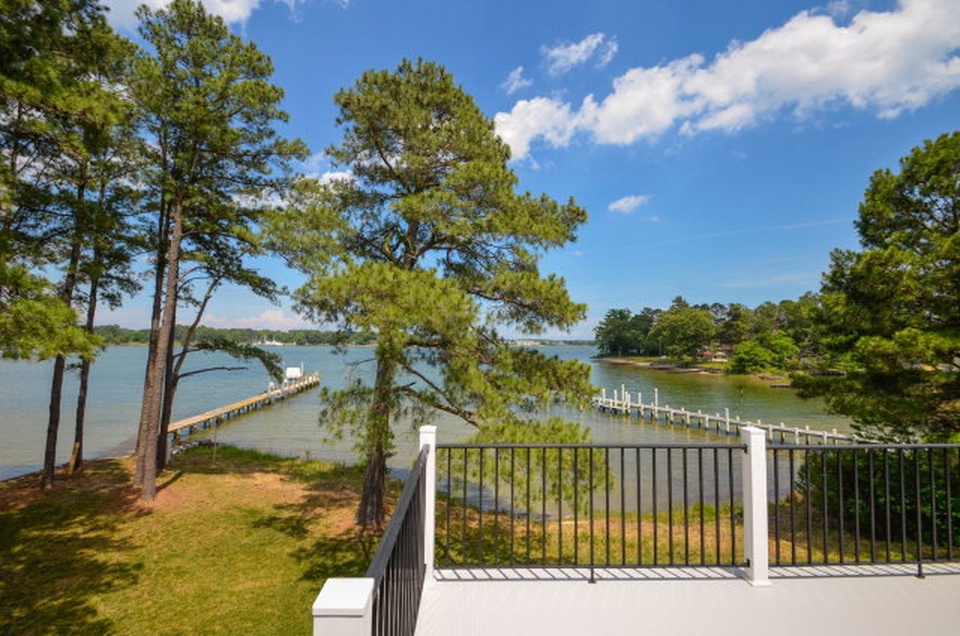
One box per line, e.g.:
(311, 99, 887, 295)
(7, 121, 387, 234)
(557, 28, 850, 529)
(795, 132, 960, 441)
(0, 0, 111, 362)
(270, 59, 592, 525)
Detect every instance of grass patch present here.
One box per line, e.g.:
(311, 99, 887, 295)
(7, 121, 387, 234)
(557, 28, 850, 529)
(0, 446, 385, 636)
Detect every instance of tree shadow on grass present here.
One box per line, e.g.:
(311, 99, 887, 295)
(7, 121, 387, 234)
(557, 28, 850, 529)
(250, 461, 388, 583)
(0, 460, 145, 636)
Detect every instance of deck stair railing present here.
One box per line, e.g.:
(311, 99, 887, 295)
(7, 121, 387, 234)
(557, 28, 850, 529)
(312, 427, 437, 636)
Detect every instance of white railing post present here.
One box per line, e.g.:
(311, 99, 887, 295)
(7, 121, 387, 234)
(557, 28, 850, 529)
(741, 426, 771, 586)
(420, 425, 437, 588)
(312, 578, 375, 636)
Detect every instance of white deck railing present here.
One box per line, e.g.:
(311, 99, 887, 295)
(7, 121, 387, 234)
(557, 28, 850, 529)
(312, 425, 770, 634)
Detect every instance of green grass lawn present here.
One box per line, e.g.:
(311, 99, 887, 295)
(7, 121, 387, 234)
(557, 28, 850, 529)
(0, 447, 384, 636)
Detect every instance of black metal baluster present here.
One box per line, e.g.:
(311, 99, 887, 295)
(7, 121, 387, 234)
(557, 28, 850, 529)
(945, 447, 953, 561)
(914, 448, 924, 576)
(853, 448, 861, 564)
(652, 448, 659, 565)
(620, 447, 626, 565)
(683, 449, 690, 566)
(698, 448, 705, 565)
(884, 450, 892, 562)
(637, 448, 643, 565)
(574, 447, 579, 565)
(789, 448, 797, 566)
(589, 447, 596, 583)
(774, 448, 781, 565)
(711, 447, 719, 566)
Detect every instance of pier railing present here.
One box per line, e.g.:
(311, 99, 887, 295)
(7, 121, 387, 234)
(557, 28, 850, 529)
(593, 385, 865, 444)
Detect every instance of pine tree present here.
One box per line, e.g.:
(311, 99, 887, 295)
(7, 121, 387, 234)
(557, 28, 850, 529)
(270, 59, 592, 526)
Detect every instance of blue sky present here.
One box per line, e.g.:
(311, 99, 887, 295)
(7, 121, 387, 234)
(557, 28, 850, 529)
(101, 0, 960, 339)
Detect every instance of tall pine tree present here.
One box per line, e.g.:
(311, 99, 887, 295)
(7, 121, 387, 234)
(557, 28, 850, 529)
(130, 0, 305, 499)
(270, 59, 592, 526)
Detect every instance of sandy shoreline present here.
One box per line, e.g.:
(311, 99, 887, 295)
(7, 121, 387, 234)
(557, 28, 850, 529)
(593, 356, 791, 385)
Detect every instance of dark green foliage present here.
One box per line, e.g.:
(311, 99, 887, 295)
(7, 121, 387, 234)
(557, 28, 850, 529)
(729, 340, 777, 374)
(594, 307, 659, 356)
(0, 0, 118, 361)
(796, 447, 960, 558)
(795, 132, 960, 441)
(648, 304, 717, 361)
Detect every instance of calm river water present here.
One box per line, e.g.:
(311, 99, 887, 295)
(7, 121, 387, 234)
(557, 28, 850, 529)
(0, 344, 852, 480)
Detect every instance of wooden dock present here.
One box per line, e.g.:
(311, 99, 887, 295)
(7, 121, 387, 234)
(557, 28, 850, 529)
(592, 385, 867, 445)
(168, 372, 321, 441)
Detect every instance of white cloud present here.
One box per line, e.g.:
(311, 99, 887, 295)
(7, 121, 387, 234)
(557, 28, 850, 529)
(497, 0, 960, 159)
(608, 194, 651, 214)
(580, 55, 704, 144)
(541, 33, 618, 76)
(493, 97, 578, 161)
(301, 153, 355, 184)
(502, 66, 533, 95)
(103, 0, 313, 31)
(319, 170, 354, 185)
(206, 308, 313, 330)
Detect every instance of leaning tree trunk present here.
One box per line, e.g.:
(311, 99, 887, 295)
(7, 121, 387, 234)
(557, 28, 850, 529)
(42, 357, 68, 489)
(136, 201, 183, 500)
(156, 302, 178, 472)
(41, 211, 84, 489)
(67, 268, 101, 475)
(135, 232, 166, 489)
(157, 276, 221, 470)
(357, 354, 398, 527)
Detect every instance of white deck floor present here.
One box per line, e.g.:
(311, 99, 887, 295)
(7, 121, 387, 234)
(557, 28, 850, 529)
(415, 564, 960, 636)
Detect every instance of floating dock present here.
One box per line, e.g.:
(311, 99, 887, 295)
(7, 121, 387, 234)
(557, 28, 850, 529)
(168, 372, 320, 441)
(592, 385, 866, 445)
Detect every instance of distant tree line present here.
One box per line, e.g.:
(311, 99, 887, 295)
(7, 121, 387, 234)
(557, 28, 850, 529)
(594, 293, 818, 373)
(93, 325, 376, 347)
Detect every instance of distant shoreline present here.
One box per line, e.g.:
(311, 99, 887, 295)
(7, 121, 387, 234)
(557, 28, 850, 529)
(593, 356, 791, 386)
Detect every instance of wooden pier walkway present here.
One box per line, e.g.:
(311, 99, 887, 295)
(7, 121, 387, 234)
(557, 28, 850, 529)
(168, 372, 321, 440)
(591, 385, 865, 445)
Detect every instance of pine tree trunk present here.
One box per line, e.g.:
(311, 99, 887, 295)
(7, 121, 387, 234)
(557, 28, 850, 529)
(67, 358, 89, 475)
(136, 201, 183, 500)
(358, 443, 387, 527)
(41, 356, 67, 489)
(41, 209, 84, 488)
(68, 272, 100, 475)
(357, 353, 397, 527)
(156, 320, 177, 472)
(135, 245, 166, 489)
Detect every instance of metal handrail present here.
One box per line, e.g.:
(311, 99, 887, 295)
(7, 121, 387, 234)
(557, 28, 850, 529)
(366, 445, 429, 636)
(436, 441, 748, 576)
